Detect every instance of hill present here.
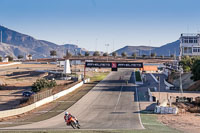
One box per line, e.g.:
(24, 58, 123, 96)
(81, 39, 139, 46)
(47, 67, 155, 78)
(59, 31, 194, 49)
(114, 46, 157, 56)
(114, 40, 180, 56)
(0, 25, 181, 58)
(152, 40, 180, 56)
(0, 25, 89, 59)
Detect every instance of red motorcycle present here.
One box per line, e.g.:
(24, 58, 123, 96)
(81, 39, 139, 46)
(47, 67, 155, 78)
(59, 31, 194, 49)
(66, 116, 80, 129)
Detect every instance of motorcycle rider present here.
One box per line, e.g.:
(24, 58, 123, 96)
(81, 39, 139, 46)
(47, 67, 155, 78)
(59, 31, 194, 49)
(64, 112, 79, 125)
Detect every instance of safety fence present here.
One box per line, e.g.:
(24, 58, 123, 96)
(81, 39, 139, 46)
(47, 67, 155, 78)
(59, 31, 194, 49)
(33, 89, 53, 103)
(0, 78, 90, 119)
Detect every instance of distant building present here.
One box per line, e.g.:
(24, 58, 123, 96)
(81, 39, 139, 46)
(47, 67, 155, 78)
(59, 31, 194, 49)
(2, 57, 8, 62)
(26, 54, 32, 60)
(180, 33, 200, 57)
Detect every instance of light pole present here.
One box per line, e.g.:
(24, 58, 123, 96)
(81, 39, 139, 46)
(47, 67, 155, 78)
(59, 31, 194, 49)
(74, 49, 77, 79)
(95, 39, 98, 51)
(105, 44, 109, 61)
(0, 30, 2, 44)
(179, 65, 183, 97)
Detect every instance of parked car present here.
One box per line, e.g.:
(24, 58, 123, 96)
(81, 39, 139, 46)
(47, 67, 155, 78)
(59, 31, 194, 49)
(22, 91, 34, 97)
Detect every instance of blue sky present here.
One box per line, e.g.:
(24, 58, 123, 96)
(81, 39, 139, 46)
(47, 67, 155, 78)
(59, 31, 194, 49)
(0, 0, 200, 52)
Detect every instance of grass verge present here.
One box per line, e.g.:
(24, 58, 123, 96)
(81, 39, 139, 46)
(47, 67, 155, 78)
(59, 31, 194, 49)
(135, 71, 142, 82)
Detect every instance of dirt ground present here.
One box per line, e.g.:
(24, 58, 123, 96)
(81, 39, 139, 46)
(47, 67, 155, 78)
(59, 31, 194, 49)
(0, 71, 109, 127)
(0, 64, 60, 110)
(150, 91, 200, 133)
(153, 92, 200, 133)
(0, 63, 110, 111)
(158, 113, 200, 133)
(0, 64, 78, 110)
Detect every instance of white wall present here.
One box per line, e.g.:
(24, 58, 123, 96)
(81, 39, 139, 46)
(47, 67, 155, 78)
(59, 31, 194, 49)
(0, 78, 90, 119)
(0, 62, 22, 67)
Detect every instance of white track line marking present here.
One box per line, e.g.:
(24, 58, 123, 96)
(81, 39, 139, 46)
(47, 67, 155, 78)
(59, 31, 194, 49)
(113, 85, 123, 112)
(136, 87, 145, 129)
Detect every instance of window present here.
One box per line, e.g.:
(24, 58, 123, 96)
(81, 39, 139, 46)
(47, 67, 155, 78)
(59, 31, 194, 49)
(184, 39, 188, 43)
(188, 47, 192, 53)
(193, 47, 198, 52)
(184, 47, 192, 53)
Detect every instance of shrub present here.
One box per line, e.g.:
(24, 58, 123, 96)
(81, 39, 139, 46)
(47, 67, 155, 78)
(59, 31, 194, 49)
(135, 71, 142, 82)
(32, 78, 56, 92)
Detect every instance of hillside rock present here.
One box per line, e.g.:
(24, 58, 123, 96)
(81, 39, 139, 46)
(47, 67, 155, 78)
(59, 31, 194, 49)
(114, 46, 156, 56)
(0, 25, 89, 59)
(152, 40, 180, 56)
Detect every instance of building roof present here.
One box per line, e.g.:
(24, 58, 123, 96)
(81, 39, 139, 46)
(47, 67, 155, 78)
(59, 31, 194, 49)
(181, 33, 200, 37)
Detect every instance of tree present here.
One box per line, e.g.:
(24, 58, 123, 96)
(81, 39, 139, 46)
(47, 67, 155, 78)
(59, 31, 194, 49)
(142, 54, 146, 59)
(17, 55, 24, 59)
(151, 53, 156, 58)
(121, 52, 127, 58)
(78, 52, 82, 57)
(85, 51, 90, 56)
(191, 60, 200, 81)
(132, 53, 137, 59)
(170, 54, 176, 59)
(50, 50, 57, 58)
(103, 52, 108, 57)
(32, 78, 56, 92)
(27, 54, 32, 60)
(6, 55, 13, 62)
(112, 52, 117, 58)
(93, 51, 100, 56)
(161, 55, 164, 59)
(64, 50, 72, 59)
(179, 56, 199, 72)
(0, 56, 2, 62)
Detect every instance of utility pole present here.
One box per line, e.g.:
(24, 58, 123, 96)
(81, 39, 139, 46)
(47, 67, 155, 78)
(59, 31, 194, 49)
(174, 48, 176, 60)
(158, 76, 160, 104)
(149, 40, 151, 57)
(95, 39, 98, 51)
(105, 44, 109, 61)
(74, 49, 77, 80)
(0, 30, 2, 44)
(112, 40, 115, 52)
(179, 66, 183, 97)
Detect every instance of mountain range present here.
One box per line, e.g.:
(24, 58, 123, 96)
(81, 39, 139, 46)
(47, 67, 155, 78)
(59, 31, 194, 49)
(114, 40, 180, 56)
(0, 25, 180, 59)
(0, 25, 90, 59)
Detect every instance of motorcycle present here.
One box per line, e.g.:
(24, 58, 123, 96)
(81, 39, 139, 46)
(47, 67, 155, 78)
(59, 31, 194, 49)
(66, 116, 80, 129)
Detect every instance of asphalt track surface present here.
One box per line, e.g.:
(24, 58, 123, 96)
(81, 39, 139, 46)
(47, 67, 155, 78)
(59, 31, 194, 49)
(2, 69, 144, 130)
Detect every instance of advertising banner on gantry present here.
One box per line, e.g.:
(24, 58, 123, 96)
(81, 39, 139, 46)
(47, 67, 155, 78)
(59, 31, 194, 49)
(85, 62, 143, 68)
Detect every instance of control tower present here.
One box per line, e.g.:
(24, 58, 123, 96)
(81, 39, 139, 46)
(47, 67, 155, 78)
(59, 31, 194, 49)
(179, 33, 200, 57)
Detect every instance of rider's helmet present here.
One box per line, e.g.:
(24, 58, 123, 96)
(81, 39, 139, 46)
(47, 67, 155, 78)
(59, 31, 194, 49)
(65, 112, 69, 116)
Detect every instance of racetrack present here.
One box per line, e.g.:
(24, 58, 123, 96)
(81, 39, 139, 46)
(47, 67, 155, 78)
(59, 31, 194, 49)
(2, 69, 144, 130)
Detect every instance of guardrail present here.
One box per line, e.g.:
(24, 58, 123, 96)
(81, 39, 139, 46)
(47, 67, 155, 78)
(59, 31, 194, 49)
(150, 73, 159, 83)
(164, 79, 174, 90)
(162, 70, 168, 77)
(0, 78, 90, 119)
